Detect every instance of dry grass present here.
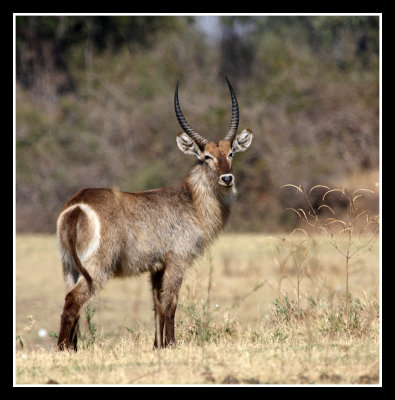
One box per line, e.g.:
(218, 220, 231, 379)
(14, 229, 380, 386)
(15, 324, 379, 385)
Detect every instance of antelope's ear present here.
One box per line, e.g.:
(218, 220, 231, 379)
(176, 132, 203, 160)
(231, 129, 253, 153)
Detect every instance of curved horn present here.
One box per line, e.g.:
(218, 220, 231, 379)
(174, 81, 208, 149)
(223, 76, 239, 143)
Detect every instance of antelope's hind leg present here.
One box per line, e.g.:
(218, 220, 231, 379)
(57, 277, 93, 351)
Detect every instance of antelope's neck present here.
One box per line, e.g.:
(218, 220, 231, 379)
(183, 164, 236, 238)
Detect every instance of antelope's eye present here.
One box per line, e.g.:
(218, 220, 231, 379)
(205, 155, 213, 161)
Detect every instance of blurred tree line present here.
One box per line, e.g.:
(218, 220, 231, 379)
(15, 15, 380, 233)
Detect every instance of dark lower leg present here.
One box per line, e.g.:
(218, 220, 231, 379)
(58, 281, 91, 351)
(164, 301, 178, 347)
(151, 270, 164, 348)
(58, 294, 81, 351)
(69, 316, 80, 352)
(161, 253, 184, 347)
(154, 311, 164, 348)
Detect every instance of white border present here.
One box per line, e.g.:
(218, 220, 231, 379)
(13, 12, 382, 388)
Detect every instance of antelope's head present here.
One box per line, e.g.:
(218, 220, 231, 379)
(175, 77, 253, 188)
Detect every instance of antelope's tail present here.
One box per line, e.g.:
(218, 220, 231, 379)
(66, 207, 93, 289)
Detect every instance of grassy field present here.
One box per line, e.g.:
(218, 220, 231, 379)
(14, 232, 380, 385)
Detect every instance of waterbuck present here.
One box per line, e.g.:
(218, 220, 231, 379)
(56, 77, 253, 350)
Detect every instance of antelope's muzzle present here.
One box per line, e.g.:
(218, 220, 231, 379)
(219, 174, 234, 187)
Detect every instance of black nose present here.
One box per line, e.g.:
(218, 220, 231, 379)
(221, 174, 233, 185)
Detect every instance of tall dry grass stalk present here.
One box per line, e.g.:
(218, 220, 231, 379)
(281, 184, 379, 329)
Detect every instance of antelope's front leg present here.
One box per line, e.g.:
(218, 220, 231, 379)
(150, 270, 165, 349)
(161, 253, 185, 347)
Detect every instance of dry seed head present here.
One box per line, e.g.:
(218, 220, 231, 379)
(317, 204, 335, 215)
(308, 185, 330, 197)
(322, 188, 346, 201)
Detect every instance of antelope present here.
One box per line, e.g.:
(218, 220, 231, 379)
(56, 77, 253, 350)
